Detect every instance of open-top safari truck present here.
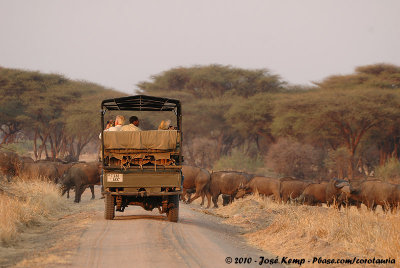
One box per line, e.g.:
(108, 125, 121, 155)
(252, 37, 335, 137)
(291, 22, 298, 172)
(100, 95, 183, 222)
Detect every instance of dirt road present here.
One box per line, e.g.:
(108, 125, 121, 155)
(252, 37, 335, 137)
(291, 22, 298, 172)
(68, 188, 280, 268)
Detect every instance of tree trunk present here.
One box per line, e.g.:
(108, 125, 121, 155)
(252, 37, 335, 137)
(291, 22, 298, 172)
(44, 142, 49, 159)
(49, 135, 56, 160)
(33, 130, 38, 160)
(38, 133, 49, 160)
(215, 133, 224, 160)
(393, 135, 398, 159)
(347, 149, 360, 180)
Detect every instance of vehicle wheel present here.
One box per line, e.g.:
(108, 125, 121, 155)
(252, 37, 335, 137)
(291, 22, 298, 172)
(104, 194, 115, 220)
(167, 194, 179, 222)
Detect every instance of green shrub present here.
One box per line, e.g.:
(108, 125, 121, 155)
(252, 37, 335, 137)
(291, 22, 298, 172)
(213, 148, 264, 173)
(0, 140, 33, 156)
(375, 158, 400, 183)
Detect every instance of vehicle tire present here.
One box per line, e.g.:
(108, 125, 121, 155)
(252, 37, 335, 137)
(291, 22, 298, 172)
(104, 194, 115, 220)
(167, 194, 179, 222)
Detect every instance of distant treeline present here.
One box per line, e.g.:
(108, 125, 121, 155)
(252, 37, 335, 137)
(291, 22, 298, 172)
(0, 67, 125, 161)
(1, 64, 400, 179)
(137, 64, 400, 180)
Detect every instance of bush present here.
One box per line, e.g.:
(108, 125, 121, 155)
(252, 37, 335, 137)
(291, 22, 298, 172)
(184, 137, 219, 168)
(265, 138, 324, 179)
(375, 158, 400, 183)
(324, 147, 351, 179)
(213, 148, 264, 173)
(0, 140, 33, 156)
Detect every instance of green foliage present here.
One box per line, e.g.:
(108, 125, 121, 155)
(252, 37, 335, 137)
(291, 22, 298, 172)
(272, 64, 400, 178)
(0, 67, 125, 159)
(315, 63, 400, 90)
(138, 65, 284, 143)
(272, 88, 400, 152)
(2, 62, 400, 176)
(137, 64, 286, 167)
(375, 158, 400, 183)
(0, 140, 33, 155)
(213, 148, 264, 173)
(138, 64, 285, 98)
(225, 93, 275, 140)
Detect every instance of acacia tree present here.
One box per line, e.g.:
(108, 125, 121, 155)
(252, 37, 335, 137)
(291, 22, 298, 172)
(138, 64, 284, 98)
(0, 67, 124, 161)
(272, 88, 400, 179)
(137, 64, 285, 167)
(0, 68, 31, 146)
(0, 69, 68, 157)
(314, 63, 400, 166)
(225, 93, 277, 152)
(63, 88, 123, 161)
(315, 63, 400, 90)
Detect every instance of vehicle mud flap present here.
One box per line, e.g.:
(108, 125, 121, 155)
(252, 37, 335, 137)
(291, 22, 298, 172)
(104, 193, 115, 220)
(167, 194, 179, 222)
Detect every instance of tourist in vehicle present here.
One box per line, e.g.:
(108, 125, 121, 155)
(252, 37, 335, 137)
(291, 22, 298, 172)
(107, 115, 125, 131)
(121, 116, 141, 131)
(99, 116, 125, 139)
(158, 120, 171, 130)
(105, 120, 115, 130)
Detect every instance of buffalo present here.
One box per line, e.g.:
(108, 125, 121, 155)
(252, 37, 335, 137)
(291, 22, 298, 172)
(391, 185, 400, 211)
(296, 182, 329, 206)
(181, 188, 196, 203)
(209, 171, 254, 208)
(336, 191, 362, 209)
(222, 194, 232, 206)
(0, 151, 20, 181)
(279, 177, 311, 203)
(235, 176, 281, 201)
(54, 162, 75, 183)
(60, 162, 101, 203)
(325, 178, 350, 207)
(17, 161, 59, 181)
(182, 165, 211, 207)
(342, 180, 399, 212)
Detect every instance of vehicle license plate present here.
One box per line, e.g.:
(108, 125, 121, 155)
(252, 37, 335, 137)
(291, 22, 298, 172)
(107, 173, 123, 182)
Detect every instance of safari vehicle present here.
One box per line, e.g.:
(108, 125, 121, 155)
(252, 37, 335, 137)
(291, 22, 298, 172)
(100, 95, 183, 222)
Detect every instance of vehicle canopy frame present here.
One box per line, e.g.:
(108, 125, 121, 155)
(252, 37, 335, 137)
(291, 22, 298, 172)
(100, 95, 182, 167)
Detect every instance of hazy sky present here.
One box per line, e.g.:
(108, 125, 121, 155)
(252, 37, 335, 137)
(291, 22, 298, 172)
(1, 0, 399, 94)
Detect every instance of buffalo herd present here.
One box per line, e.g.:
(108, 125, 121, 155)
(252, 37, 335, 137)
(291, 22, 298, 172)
(0, 151, 100, 203)
(1, 152, 400, 212)
(181, 165, 400, 213)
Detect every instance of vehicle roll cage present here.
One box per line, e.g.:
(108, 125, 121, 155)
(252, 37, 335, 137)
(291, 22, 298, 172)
(101, 95, 182, 130)
(100, 95, 182, 168)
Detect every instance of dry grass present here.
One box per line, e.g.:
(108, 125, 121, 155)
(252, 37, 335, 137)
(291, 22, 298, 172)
(210, 194, 400, 266)
(0, 177, 69, 245)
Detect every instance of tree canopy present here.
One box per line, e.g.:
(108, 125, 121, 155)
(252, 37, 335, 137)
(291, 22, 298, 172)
(2, 63, 400, 180)
(0, 67, 124, 160)
(137, 64, 286, 167)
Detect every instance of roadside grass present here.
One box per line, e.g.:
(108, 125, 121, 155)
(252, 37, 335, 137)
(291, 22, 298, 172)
(0, 177, 69, 245)
(209, 194, 400, 266)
